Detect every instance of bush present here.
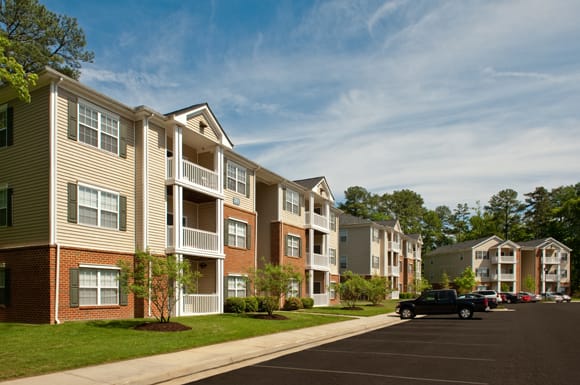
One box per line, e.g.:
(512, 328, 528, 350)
(224, 297, 246, 313)
(283, 297, 304, 311)
(257, 296, 279, 313)
(301, 297, 314, 309)
(244, 296, 259, 312)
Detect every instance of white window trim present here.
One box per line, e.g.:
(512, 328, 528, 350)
(227, 218, 248, 248)
(78, 99, 120, 155)
(285, 189, 300, 215)
(0, 184, 8, 227)
(79, 266, 120, 306)
(286, 234, 301, 257)
(226, 160, 247, 195)
(77, 182, 120, 230)
(0, 104, 7, 148)
(227, 275, 247, 298)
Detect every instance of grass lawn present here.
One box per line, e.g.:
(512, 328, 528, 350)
(0, 310, 366, 381)
(300, 300, 398, 317)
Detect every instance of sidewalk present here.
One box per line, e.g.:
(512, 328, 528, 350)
(2, 313, 405, 385)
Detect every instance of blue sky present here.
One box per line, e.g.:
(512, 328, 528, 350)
(43, 0, 580, 209)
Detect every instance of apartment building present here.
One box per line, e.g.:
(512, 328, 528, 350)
(423, 236, 571, 294)
(0, 67, 341, 323)
(338, 214, 422, 297)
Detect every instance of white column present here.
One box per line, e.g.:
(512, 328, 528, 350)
(217, 258, 224, 313)
(175, 254, 183, 317)
(541, 249, 546, 293)
(308, 270, 314, 298)
(325, 271, 330, 305)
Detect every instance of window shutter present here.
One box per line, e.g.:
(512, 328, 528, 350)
(0, 268, 9, 306)
(298, 237, 302, 257)
(6, 188, 13, 227)
(119, 120, 127, 158)
(67, 183, 77, 223)
(246, 171, 250, 198)
(119, 195, 127, 231)
(246, 224, 251, 249)
(299, 194, 303, 215)
(223, 218, 229, 247)
(69, 268, 79, 307)
(282, 188, 286, 211)
(223, 277, 229, 300)
(223, 160, 228, 189)
(119, 277, 128, 306)
(67, 97, 78, 140)
(285, 235, 289, 256)
(6, 107, 13, 146)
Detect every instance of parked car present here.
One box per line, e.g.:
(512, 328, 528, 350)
(396, 289, 489, 319)
(521, 292, 541, 302)
(499, 292, 518, 303)
(542, 292, 563, 303)
(472, 290, 500, 308)
(517, 292, 531, 302)
(555, 292, 572, 303)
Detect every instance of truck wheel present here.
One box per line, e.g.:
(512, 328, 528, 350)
(400, 308, 414, 319)
(458, 307, 473, 319)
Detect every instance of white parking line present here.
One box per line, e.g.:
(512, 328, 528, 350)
(254, 364, 489, 385)
(355, 338, 499, 347)
(311, 348, 495, 362)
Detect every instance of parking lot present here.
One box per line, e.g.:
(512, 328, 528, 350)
(188, 303, 580, 385)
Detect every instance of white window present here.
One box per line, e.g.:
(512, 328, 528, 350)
(329, 282, 336, 300)
(340, 256, 348, 269)
(227, 219, 247, 248)
(340, 229, 348, 242)
(0, 104, 7, 148)
(329, 212, 337, 231)
(329, 248, 337, 265)
(287, 278, 300, 298)
(475, 250, 488, 260)
(286, 234, 301, 257)
(372, 228, 379, 242)
(227, 275, 247, 298)
(285, 189, 300, 215)
(0, 187, 7, 227)
(226, 161, 247, 195)
(78, 185, 119, 229)
(78, 101, 119, 155)
(476, 267, 489, 278)
(79, 267, 119, 306)
(372, 255, 380, 268)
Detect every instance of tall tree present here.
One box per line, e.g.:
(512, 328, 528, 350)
(485, 189, 525, 240)
(524, 186, 552, 239)
(383, 189, 426, 234)
(451, 203, 471, 243)
(0, 35, 36, 101)
(0, 0, 94, 79)
(339, 186, 376, 219)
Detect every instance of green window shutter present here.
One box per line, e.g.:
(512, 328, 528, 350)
(119, 120, 127, 158)
(69, 268, 79, 307)
(6, 188, 13, 226)
(223, 160, 228, 189)
(6, 107, 13, 146)
(246, 223, 251, 249)
(285, 235, 289, 256)
(298, 237, 302, 257)
(119, 275, 128, 306)
(245, 171, 250, 198)
(67, 97, 78, 140)
(119, 195, 127, 231)
(224, 218, 229, 247)
(299, 194, 303, 216)
(223, 277, 229, 300)
(67, 183, 77, 223)
(0, 268, 9, 306)
(282, 188, 286, 211)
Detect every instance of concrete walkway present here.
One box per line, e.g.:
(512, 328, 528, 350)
(2, 313, 406, 385)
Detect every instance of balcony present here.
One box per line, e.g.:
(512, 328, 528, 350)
(182, 294, 220, 314)
(312, 293, 329, 307)
(308, 252, 330, 270)
(545, 273, 559, 282)
(389, 266, 400, 277)
(542, 256, 560, 264)
(492, 274, 515, 281)
(491, 255, 516, 264)
(167, 157, 220, 195)
(389, 241, 401, 252)
(305, 212, 330, 233)
(167, 226, 219, 253)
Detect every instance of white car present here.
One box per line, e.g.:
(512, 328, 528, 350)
(542, 292, 563, 303)
(556, 292, 572, 303)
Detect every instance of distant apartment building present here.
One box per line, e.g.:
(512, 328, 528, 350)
(0, 67, 340, 323)
(423, 236, 571, 294)
(338, 214, 422, 297)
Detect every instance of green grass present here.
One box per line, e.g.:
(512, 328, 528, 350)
(300, 300, 398, 317)
(0, 311, 361, 381)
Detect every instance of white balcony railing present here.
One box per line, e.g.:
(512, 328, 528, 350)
(543, 256, 560, 264)
(167, 226, 219, 252)
(545, 274, 559, 282)
(308, 252, 329, 269)
(492, 255, 516, 264)
(389, 266, 400, 277)
(389, 241, 401, 252)
(493, 274, 515, 281)
(312, 293, 329, 307)
(167, 157, 219, 193)
(182, 294, 220, 314)
(390, 290, 400, 300)
(306, 212, 329, 231)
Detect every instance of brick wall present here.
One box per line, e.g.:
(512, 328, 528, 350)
(224, 205, 257, 275)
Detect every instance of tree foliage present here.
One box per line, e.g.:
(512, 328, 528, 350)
(119, 251, 201, 323)
(0, 35, 36, 101)
(0, 0, 94, 80)
(453, 267, 477, 294)
(250, 262, 301, 316)
(366, 275, 390, 305)
(338, 270, 369, 308)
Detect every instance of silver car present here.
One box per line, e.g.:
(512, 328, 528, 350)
(555, 292, 572, 302)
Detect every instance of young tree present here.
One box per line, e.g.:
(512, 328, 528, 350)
(417, 276, 432, 293)
(0, 0, 94, 79)
(0, 36, 37, 101)
(366, 275, 390, 305)
(119, 251, 200, 323)
(441, 271, 450, 289)
(453, 267, 477, 294)
(523, 274, 535, 292)
(338, 270, 369, 308)
(250, 262, 301, 316)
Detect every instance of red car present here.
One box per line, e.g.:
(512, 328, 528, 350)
(517, 293, 531, 302)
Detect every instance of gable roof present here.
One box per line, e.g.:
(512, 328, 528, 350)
(339, 213, 374, 226)
(167, 103, 234, 149)
(428, 236, 503, 256)
(294, 176, 335, 202)
(518, 237, 571, 251)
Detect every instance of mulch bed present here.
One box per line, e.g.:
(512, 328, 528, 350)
(134, 322, 192, 332)
(250, 314, 289, 320)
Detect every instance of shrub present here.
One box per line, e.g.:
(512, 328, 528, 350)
(224, 297, 246, 313)
(257, 296, 279, 313)
(244, 296, 259, 312)
(283, 297, 304, 311)
(301, 297, 314, 309)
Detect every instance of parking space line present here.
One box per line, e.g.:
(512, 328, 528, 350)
(254, 364, 489, 385)
(354, 338, 499, 347)
(311, 348, 495, 362)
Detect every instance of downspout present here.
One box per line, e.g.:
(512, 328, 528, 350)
(51, 77, 63, 324)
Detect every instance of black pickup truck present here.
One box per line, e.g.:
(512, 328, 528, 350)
(396, 289, 489, 320)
